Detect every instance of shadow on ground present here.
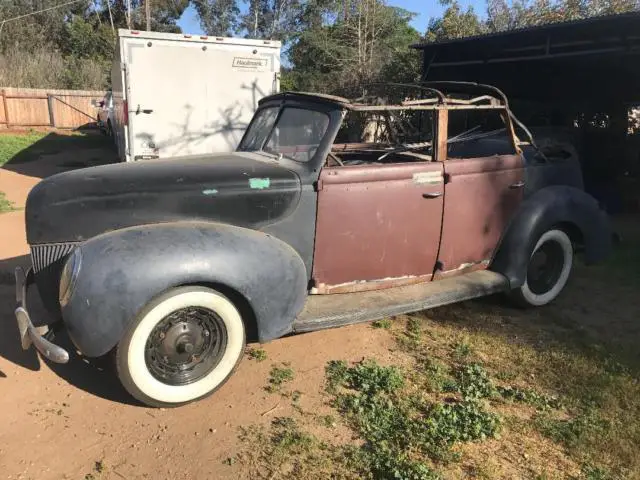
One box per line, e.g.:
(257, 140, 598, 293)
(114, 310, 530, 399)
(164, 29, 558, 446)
(0, 254, 136, 405)
(1, 130, 118, 179)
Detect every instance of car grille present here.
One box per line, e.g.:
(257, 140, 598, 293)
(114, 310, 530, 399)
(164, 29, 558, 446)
(30, 243, 78, 273)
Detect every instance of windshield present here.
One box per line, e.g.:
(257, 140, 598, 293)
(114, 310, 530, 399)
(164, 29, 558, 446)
(238, 106, 331, 163)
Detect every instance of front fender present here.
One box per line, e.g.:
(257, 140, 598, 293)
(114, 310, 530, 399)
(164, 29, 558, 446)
(490, 185, 612, 288)
(62, 222, 308, 357)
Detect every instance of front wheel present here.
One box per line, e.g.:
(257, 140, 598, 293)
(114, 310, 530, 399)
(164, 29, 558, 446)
(510, 229, 573, 307)
(116, 286, 246, 407)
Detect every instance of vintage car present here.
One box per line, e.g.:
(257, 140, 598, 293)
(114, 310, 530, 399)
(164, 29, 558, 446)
(94, 91, 114, 137)
(15, 82, 611, 407)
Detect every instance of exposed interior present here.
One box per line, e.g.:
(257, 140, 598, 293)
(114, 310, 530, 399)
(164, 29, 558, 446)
(328, 98, 576, 166)
(329, 108, 435, 166)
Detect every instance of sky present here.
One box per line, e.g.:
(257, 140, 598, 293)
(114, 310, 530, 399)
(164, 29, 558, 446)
(177, 0, 486, 36)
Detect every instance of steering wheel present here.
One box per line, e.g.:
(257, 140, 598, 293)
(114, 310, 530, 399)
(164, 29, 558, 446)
(326, 152, 344, 167)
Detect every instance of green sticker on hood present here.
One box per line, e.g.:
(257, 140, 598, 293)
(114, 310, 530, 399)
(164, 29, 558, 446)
(249, 178, 270, 189)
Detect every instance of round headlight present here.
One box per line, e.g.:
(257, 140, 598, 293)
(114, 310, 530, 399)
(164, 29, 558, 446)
(59, 248, 82, 307)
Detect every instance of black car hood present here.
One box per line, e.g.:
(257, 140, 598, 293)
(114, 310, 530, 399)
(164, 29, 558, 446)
(26, 152, 301, 244)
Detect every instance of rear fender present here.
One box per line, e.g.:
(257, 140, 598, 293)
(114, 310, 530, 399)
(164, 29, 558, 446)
(62, 222, 307, 357)
(490, 185, 612, 288)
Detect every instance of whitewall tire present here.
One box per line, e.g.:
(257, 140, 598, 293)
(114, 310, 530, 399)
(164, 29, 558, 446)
(511, 229, 573, 307)
(116, 286, 246, 407)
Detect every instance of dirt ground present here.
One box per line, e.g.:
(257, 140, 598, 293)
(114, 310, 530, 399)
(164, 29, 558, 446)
(1, 132, 638, 479)
(0, 134, 399, 479)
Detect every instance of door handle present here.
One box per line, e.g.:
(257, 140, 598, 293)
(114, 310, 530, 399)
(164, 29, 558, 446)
(509, 181, 525, 189)
(135, 104, 153, 114)
(423, 192, 443, 198)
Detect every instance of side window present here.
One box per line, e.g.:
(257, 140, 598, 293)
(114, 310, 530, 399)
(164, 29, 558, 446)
(446, 109, 516, 159)
(335, 110, 434, 146)
(330, 110, 435, 166)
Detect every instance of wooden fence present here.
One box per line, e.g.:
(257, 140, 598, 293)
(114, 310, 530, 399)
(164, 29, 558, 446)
(0, 88, 106, 129)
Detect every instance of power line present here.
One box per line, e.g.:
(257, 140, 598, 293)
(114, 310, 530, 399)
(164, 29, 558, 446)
(0, 0, 87, 36)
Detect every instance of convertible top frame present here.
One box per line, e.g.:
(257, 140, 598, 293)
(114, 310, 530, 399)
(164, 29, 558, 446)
(260, 82, 539, 157)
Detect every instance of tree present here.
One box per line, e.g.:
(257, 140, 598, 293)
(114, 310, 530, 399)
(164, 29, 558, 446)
(288, 1, 421, 96)
(104, 0, 188, 32)
(0, 1, 84, 53)
(0, 0, 191, 89)
(193, 0, 240, 36)
(425, 0, 485, 42)
(485, 0, 639, 34)
(426, 0, 639, 43)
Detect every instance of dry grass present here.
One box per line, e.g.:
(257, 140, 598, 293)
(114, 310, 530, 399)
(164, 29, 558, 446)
(233, 217, 640, 479)
(0, 47, 107, 90)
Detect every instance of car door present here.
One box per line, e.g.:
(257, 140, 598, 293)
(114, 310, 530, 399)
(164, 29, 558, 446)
(435, 109, 525, 279)
(311, 161, 445, 293)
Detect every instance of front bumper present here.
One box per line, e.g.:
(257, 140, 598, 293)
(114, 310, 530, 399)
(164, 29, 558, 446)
(14, 267, 69, 364)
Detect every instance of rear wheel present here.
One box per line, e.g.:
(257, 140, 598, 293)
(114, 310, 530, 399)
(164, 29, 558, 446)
(116, 286, 245, 407)
(510, 229, 573, 307)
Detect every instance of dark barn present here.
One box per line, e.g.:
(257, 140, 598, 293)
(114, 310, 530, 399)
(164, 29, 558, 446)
(413, 12, 640, 212)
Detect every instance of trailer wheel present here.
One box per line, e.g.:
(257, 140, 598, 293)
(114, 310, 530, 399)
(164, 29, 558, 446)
(116, 286, 245, 407)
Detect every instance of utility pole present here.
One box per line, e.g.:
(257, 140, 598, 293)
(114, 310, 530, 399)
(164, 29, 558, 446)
(145, 0, 151, 31)
(105, 0, 115, 36)
(126, 0, 131, 28)
(253, 8, 258, 38)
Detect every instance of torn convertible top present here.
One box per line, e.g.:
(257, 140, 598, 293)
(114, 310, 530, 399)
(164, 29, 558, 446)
(259, 82, 511, 112)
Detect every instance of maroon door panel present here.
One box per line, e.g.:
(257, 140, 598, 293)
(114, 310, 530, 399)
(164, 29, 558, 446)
(436, 155, 524, 279)
(312, 163, 444, 293)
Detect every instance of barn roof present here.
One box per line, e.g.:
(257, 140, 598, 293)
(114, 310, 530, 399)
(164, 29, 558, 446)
(412, 11, 640, 106)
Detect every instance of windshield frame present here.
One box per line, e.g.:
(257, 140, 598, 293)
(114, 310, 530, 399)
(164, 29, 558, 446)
(237, 100, 341, 170)
(237, 106, 280, 154)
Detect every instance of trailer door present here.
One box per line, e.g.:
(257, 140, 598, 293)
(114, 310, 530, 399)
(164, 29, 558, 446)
(126, 41, 278, 160)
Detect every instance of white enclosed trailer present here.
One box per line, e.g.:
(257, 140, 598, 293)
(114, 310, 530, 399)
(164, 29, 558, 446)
(111, 29, 281, 161)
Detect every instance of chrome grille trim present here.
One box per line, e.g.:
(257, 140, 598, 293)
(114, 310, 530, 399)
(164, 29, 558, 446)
(30, 243, 79, 273)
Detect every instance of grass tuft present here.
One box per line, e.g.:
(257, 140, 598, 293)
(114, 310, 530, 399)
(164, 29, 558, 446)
(535, 410, 608, 450)
(247, 347, 268, 362)
(266, 363, 294, 393)
(0, 191, 14, 213)
(371, 318, 392, 329)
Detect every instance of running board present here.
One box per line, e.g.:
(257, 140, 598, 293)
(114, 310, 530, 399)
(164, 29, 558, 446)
(293, 270, 509, 333)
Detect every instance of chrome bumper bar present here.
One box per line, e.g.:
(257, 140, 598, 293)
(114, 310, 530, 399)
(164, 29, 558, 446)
(14, 267, 69, 364)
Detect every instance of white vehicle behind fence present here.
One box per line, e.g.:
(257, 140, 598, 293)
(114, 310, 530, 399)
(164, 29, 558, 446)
(111, 29, 281, 161)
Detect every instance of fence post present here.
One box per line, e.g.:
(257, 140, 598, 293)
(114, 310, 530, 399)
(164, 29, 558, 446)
(47, 94, 56, 127)
(1, 89, 9, 127)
